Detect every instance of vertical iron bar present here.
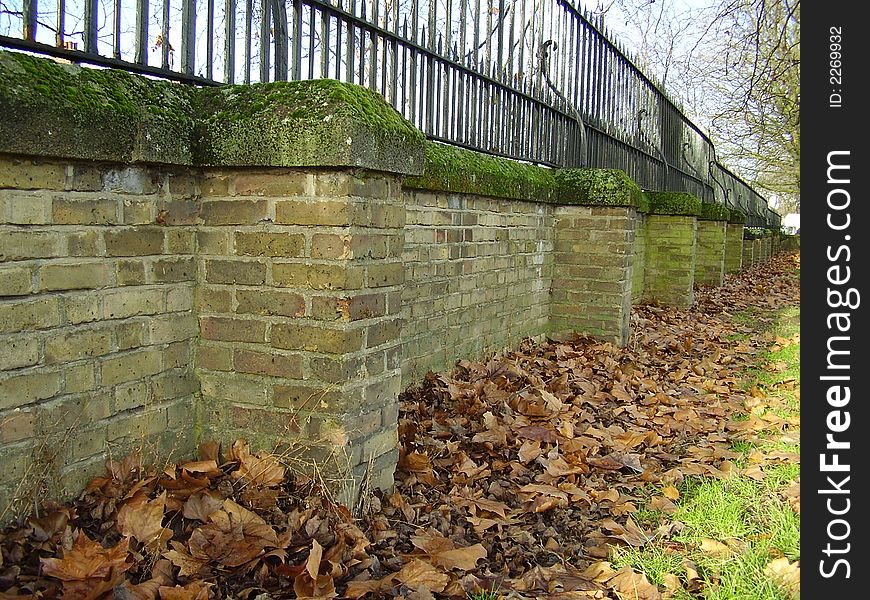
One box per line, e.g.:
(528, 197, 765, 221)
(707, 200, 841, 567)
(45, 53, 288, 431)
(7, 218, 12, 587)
(293, 0, 303, 80)
(409, 1, 418, 125)
(321, 3, 330, 78)
(206, 0, 215, 78)
(370, 0, 379, 91)
(471, 0, 480, 71)
(358, 0, 366, 85)
(56, 0, 65, 48)
(182, 0, 196, 74)
(426, 1, 435, 134)
(84, 0, 97, 52)
(335, 2, 344, 81)
(135, 0, 148, 64)
(347, 1, 357, 83)
(260, 0, 272, 82)
(308, 5, 316, 80)
(244, 0, 253, 83)
(225, 0, 236, 83)
(389, 0, 399, 105)
(162, 0, 170, 70)
(22, 0, 37, 42)
(274, 0, 289, 80)
(401, 18, 408, 117)
(113, 0, 122, 58)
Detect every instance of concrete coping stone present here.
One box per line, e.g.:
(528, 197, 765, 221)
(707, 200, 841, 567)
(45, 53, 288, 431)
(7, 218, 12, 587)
(0, 50, 425, 174)
(645, 191, 702, 217)
(698, 201, 731, 221)
(404, 140, 649, 209)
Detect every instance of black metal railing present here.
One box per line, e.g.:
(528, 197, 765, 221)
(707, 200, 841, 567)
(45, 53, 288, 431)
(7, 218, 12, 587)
(0, 0, 779, 227)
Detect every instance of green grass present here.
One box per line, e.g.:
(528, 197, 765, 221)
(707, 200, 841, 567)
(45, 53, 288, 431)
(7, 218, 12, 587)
(612, 304, 800, 599)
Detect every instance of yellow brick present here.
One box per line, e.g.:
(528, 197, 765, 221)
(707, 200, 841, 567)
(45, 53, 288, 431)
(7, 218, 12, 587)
(103, 287, 165, 319)
(4, 191, 52, 224)
(104, 228, 165, 256)
(0, 337, 39, 371)
(106, 407, 168, 441)
(0, 157, 67, 190)
(0, 370, 63, 410)
(63, 294, 101, 324)
(64, 363, 97, 394)
(116, 321, 145, 350)
(199, 199, 268, 225)
(0, 296, 62, 334)
(200, 373, 269, 405)
(114, 381, 149, 412)
(116, 260, 147, 285)
(38, 262, 112, 291)
(235, 289, 305, 317)
(44, 327, 113, 364)
(100, 349, 163, 386)
(52, 195, 120, 224)
(166, 285, 194, 312)
(275, 199, 361, 226)
(0, 266, 33, 296)
(0, 409, 36, 443)
(0, 230, 63, 261)
(148, 314, 199, 344)
(231, 172, 308, 196)
(234, 232, 305, 257)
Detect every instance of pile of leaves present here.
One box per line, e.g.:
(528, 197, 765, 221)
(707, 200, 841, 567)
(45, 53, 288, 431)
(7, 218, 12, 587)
(0, 252, 800, 599)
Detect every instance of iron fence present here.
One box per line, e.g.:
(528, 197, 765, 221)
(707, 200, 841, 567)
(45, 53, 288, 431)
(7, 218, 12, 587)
(0, 0, 779, 227)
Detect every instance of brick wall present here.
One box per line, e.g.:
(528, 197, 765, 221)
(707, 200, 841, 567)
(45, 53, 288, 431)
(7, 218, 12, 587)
(643, 215, 698, 307)
(0, 156, 199, 515)
(400, 190, 552, 385)
(195, 169, 406, 501)
(724, 223, 744, 274)
(631, 212, 647, 302)
(694, 219, 727, 286)
(550, 206, 637, 345)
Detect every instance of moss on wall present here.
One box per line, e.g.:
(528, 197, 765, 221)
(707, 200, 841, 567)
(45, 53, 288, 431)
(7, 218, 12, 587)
(646, 191, 702, 216)
(698, 201, 730, 221)
(0, 50, 424, 173)
(403, 141, 558, 201)
(0, 50, 197, 164)
(404, 141, 650, 209)
(554, 168, 649, 210)
(728, 208, 748, 224)
(195, 80, 425, 173)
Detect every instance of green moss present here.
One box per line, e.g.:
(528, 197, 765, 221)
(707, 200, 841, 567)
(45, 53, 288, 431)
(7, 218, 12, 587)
(0, 50, 197, 163)
(405, 142, 650, 209)
(554, 168, 649, 210)
(646, 191, 702, 216)
(698, 201, 730, 221)
(194, 80, 425, 172)
(728, 208, 748, 224)
(404, 141, 558, 201)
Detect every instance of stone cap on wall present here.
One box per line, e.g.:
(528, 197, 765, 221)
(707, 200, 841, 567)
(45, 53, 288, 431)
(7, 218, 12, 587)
(645, 191, 703, 216)
(0, 50, 425, 175)
(698, 201, 731, 221)
(727, 208, 748, 224)
(404, 140, 649, 209)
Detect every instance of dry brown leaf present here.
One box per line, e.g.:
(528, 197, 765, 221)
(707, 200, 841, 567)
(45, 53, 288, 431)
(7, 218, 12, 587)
(698, 537, 735, 558)
(158, 581, 212, 600)
(229, 439, 285, 487)
(763, 557, 800, 598)
(40, 531, 131, 599)
(394, 559, 450, 593)
(117, 491, 172, 552)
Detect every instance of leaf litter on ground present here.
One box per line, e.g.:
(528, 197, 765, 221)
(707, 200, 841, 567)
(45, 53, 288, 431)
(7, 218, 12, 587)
(0, 252, 800, 599)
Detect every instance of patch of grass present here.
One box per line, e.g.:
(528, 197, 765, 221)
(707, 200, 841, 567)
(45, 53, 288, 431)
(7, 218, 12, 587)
(467, 586, 500, 600)
(612, 301, 800, 599)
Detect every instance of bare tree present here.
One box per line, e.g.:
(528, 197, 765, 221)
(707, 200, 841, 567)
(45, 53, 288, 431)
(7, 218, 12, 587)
(602, 0, 800, 213)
